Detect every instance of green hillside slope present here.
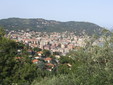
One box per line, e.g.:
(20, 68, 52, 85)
(0, 18, 103, 35)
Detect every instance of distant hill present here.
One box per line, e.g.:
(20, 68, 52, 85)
(110, 27, 113, 32)
(0, 18, 104, 36)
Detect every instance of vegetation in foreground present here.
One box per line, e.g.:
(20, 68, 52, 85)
(0, 27, 113, 85)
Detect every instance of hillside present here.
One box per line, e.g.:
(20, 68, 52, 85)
(0, 18, 103, 36)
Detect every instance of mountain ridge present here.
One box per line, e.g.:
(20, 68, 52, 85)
(0, 18, 104, 36)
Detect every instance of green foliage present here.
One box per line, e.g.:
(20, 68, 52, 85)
(12, 64, 37, 85)
(57, 64, 70, 74)
(0, 38, 18, 84)
(43, 49, 51, 57)
(33, 47, 42, 52)
(0, 34, 37, 85)
(0, 27, 5, 37)
(59, 56, 75, 64)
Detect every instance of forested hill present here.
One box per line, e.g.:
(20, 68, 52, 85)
(0, 18, 103, 35)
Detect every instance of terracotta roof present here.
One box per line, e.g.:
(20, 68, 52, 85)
(32, 59, 39, 63)
(46, 63, 54, 67)
(37, 51, 43, 54)
(15, 57, 23, 59)
(44, 57, 52, 61)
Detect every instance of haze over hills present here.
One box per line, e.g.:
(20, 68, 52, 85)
(110, 27, 113, 32)
(0, 18, 104, 36)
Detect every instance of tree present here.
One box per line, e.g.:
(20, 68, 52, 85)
(0, 33, 38, 84)
(0, 27, 5, 37)
(43, 49, 51, 57)
(33, 47, 42, 52)
(0, 37, 18, 84)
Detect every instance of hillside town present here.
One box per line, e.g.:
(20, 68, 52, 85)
(3, 29, 104, 73)
(6, 30, 88, 55)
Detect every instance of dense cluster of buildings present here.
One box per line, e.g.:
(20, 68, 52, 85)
(6, 30, 88, 55)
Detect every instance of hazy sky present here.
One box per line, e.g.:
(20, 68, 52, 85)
(0, 0, 113, 29)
